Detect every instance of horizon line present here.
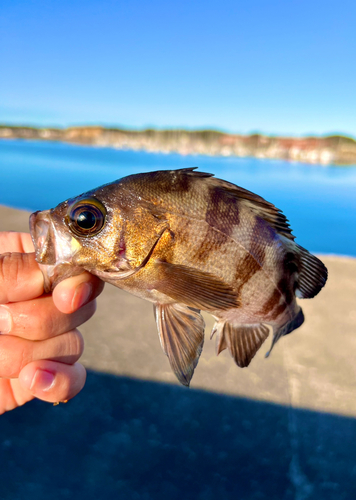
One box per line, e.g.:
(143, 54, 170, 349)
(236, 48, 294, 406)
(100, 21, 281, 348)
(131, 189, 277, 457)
(1, 122, 356, 141)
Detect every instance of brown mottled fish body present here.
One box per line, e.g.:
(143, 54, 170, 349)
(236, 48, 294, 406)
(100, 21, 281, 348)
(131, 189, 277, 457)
(30, 169, 328, 386)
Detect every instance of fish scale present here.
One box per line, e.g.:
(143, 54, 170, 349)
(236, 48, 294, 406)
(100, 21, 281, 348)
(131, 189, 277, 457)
(29, 168, 328, 386)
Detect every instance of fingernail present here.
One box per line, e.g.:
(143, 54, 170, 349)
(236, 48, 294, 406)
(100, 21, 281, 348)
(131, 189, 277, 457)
(72, 282, 92, 311)
(31, 369, 55, 392)
(0, 306, 12, 334)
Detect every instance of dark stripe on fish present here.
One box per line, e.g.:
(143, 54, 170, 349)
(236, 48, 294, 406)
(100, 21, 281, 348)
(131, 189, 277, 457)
(235, 252, 262, 289)
(253, 216, 277, 249)
(194, 225, 229, 263)
(162, 170, 193, 193)
(250, 216, 273, 264)
(277, 277, 294, 305)
(205, 186, 239, 236)
(234, 217, 270, 288)
(258, 276, 294, 319)
(258, 289, 280, 317)
(283, 252, 299, 274)
(282, 252, 299, 292)
(131, 169, 194, 194)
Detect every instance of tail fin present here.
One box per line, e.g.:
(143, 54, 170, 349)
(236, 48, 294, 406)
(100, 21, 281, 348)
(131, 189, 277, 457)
(295, 245, 328, 299)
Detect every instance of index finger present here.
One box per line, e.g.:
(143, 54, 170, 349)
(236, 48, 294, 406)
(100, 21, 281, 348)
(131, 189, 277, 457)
(0, 232, 34, 254)
(0, 252, 44, 304)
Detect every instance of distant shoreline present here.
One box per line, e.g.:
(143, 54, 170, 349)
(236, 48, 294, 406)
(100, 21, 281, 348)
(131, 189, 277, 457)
(1, 124, 356, 166)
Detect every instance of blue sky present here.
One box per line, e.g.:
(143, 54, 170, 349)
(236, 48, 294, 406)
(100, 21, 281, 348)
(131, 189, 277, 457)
(1, 0, 356, 136)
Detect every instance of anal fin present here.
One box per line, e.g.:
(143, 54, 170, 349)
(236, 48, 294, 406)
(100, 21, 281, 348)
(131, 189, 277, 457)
(154, 303, 205, 387)
(212, 321, 270, 367)
(265, 307, 304, 357)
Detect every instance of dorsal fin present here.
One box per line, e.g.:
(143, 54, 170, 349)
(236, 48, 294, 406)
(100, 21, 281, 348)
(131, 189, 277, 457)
(140, 168, 294, 240)
(118, 167, 294, 240)
(173, 167, 214, 178)
(206, 177, 295, 240)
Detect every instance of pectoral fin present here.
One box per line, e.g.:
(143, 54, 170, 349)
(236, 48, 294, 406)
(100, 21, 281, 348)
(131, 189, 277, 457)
(154, 303, 205, 386)
(212, 321, 270, 367)
(154, 261, 239, 312)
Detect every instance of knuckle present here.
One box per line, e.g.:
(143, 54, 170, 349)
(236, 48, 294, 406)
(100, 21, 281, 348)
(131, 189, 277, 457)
(0, 254, 18, 302)
(72, 330, 85, 357)
(0, 253, 22, 283)
(0, 336, 28, 378)
(0, 253, 34, 303)
(60, 329, 84, 360)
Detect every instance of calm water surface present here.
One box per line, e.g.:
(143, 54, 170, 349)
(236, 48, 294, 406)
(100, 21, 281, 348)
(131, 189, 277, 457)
(1, 139, 355, 256)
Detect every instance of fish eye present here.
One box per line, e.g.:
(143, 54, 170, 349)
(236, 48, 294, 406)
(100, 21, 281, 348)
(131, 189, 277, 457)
(66, 197, 106, 237)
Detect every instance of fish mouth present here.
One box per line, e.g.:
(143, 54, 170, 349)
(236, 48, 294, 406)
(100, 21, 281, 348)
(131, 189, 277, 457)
(29, 210, 83, 293)
(30, 210, 57, 265)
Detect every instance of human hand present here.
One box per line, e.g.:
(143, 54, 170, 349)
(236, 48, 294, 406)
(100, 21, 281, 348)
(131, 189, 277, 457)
(0, 231, 104, 414)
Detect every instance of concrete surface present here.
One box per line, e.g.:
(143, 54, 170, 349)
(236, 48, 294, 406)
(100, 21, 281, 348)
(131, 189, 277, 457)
(1, 205, 356, 500)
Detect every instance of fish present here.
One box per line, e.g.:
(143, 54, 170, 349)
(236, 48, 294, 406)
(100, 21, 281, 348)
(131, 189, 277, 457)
(29, 168, 328, 386)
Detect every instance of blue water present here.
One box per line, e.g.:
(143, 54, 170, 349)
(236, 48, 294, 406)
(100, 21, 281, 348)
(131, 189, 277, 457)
(1, 139, 356, 256)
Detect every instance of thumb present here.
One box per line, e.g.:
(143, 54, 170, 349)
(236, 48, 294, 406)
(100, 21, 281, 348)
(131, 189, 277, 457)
(19, 360, 87, 403)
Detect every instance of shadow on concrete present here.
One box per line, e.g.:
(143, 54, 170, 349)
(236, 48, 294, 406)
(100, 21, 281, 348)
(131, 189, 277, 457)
(1, 371, 356, 500)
